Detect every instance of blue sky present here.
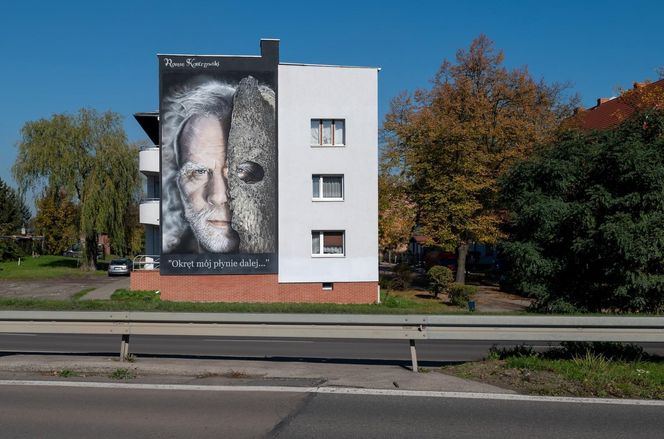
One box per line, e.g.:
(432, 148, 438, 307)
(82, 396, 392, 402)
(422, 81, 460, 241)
(2, 0, 663, 193)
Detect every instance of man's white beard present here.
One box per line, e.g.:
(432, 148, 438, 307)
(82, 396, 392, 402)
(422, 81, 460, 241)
(183, 202, 239, 253)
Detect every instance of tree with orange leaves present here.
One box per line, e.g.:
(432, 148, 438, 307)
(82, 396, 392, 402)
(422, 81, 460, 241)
(378, 174, 416, 260)
(382, 35, 576, 283)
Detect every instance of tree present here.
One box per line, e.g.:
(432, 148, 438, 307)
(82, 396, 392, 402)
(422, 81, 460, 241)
(0, 178, 30, 262)
(0, 177, 30, 236)
(378, 175, 416, 258)
(13, 109, 139, 270)
(382, 35, 576, 283)
(115, 202, 144, 257)
(500, 110, 664, 313)
(33, 186, 79, 255)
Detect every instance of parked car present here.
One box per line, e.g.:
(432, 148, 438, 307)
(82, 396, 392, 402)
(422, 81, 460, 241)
(63, 243, 104, 259)
(108, 258, 132, 276)
(62, 244, 82, 258)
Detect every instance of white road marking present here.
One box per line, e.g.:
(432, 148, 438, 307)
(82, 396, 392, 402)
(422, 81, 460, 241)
(0, 380, 661, 406)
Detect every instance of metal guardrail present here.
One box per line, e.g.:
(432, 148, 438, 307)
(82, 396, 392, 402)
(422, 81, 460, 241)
(0, 312, 662, 371)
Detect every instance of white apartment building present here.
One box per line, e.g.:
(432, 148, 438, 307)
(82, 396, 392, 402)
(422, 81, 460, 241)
(133, 40, 379, 303)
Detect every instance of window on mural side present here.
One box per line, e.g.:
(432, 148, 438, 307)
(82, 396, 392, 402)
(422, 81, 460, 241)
(311, 119, 345, 146)
(311, 231, 345, 256)
(312, 175, 344, 200)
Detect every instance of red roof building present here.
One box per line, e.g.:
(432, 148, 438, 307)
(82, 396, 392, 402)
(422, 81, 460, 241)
(567, 79, 664, 130)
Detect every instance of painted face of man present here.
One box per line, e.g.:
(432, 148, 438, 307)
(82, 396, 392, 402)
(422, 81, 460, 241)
(176, 114, 239, 253)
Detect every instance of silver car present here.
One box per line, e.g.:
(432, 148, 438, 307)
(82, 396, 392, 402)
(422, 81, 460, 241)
(108, 258, 132, 276)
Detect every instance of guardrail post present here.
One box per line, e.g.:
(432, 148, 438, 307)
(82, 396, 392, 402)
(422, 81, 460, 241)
(409, 339, 418, 372)
(120, 334, 130, 361)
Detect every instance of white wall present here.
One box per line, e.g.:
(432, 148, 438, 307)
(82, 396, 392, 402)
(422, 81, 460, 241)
(278, 64, 378, 283)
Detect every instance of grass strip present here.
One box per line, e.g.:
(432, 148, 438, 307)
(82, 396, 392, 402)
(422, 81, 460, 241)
(502, 355, 664, 399)
(0, 290, 459, 314)
(70, 288, 95, 301)
(0, 256, 106, 279)
(443, 343, 664, 400)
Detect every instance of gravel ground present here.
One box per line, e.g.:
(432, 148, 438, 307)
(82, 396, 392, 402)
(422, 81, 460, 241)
(0, 276, 122, 300)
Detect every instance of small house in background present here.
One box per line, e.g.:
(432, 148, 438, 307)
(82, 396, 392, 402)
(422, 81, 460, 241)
(566, 79, 664, 130)
(0, 234, 44, 256)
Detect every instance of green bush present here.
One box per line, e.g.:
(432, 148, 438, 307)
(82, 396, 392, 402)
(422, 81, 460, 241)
(390, 263, 412, 290)
(488, 344, 537, 360)
(536, 298, 580, 314)
(487, 342, 651, 362)
(547, 342, 649, 362)
(448, 283, 478, 307)
(379, 275, 394, 290)
(381, 292, 416, 308)
(427, 265, 454, 298)
(0, 240, 24, 262)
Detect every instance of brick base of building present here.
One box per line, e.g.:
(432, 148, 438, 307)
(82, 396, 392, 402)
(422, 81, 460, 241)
(130, 270, 378, 304)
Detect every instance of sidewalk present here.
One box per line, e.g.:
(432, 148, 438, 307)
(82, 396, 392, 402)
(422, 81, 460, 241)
(81, 276, 129, 300)
(0, 354, 512, 394)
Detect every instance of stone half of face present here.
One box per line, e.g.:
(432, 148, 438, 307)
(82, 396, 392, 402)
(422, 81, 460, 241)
(227, 76, 277, 253)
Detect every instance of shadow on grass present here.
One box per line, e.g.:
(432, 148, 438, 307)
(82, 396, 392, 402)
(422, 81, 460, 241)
(38, 257, 109, 271)
(40, 258, 81, 269)
(414, 293, 438, 300)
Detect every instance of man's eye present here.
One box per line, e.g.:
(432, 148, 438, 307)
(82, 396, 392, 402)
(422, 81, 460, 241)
(184, 168, 208, 180)
(188, 169, 208, 178)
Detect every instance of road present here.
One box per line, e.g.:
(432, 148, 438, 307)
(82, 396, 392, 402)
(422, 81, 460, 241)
(1, 383, 661, 438)
(1, 334, 663, 364)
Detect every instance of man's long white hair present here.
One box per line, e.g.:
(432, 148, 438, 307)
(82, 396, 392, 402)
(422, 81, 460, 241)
(161, 80, 236, 253)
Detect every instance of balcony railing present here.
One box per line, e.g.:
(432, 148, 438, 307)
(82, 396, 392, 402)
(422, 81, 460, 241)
(133, 254, 160, 271)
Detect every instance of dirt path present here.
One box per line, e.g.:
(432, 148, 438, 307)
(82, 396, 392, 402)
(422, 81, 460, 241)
(473, 285, 532, 312)
(0, 276, 122, 300)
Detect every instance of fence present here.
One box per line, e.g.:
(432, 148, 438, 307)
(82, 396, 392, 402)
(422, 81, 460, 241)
(132, 255, 160, 271)
(0, 312, 662, 371)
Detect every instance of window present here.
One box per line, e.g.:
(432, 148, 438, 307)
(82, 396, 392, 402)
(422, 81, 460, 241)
(311, 119, 345, 146)
(322, 282, 334, 291)
(312, 231, 345, 256)
(312, 175, 344, 200)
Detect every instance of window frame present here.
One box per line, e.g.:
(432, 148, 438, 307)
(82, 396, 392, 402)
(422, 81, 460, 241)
(311, 230, 346, 258)
(312, 174, 344, 201)
(310, 119, 346, 147)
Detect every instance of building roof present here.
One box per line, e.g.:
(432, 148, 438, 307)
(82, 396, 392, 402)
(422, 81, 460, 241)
(412, 235, 428, 244)
(134, 112, 159, 145)
(568, 79, 664, 130)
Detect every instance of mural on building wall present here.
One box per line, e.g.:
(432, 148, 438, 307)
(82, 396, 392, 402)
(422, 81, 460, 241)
(159, 55, 277, 275)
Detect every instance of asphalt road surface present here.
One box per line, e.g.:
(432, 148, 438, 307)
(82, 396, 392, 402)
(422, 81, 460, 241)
(1, 383, 662, 438)
(1, 334, 663, 364)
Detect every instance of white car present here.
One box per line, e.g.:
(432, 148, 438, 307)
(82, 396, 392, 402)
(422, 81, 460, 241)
(108, 258, 132, 276)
